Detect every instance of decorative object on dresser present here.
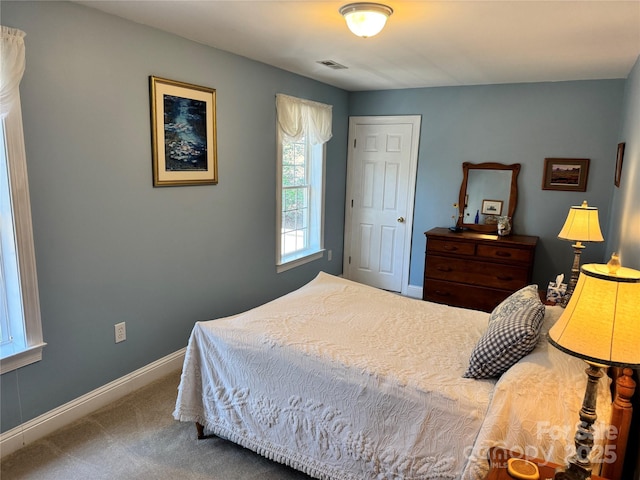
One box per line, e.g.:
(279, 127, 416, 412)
(456, 162, 520, 233)
(423, 227, 538, 312)
(496, 215, 511, 236)
(557, 200, 603, 307)
(548, 263, 640, 480)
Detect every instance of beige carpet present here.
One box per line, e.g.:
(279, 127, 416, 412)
(1, 370, 313, 479)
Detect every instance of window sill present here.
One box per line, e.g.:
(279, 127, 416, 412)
(1, 342, 46, 374)
(277, 250, 324, 273)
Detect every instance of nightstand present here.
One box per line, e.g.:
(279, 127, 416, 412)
(486, 447, 607, 480)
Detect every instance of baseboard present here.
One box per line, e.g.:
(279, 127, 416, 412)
(0, 347, 186, 459)
(406, 284, 423, 299)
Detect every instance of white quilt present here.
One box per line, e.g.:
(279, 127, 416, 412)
(174, 272, 612, 480)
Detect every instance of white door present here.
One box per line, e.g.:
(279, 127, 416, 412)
(343, 116, 421, 293)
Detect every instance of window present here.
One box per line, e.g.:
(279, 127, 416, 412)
(275, 94, 332, 272)
(1, 26, 44, 374)
(1, 122, 24, 353)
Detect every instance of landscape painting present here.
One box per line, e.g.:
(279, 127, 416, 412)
(542, 158, 589, 192)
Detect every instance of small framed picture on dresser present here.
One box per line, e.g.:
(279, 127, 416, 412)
(481, 199, 503, 216)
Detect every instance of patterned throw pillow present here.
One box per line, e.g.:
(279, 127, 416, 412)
(463, 285, 545, 379)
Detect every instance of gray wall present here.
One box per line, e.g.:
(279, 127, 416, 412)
(1, 1, 349, 433)
(349, 81, 626, 287)
(606, 56, 640, 269)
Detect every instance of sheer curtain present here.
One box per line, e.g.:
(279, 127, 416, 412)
(1, 26, 26, 118)
(0, 25, 44, 373)
(275, 93, 333, 145)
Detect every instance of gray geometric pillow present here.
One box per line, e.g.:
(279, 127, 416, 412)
(463, 285, 545, 379)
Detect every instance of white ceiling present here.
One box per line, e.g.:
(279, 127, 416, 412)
(78, 0, 640, 91)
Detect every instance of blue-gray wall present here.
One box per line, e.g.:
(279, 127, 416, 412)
(606, 56, 640, 268)
(1, 0, 637, 435)
(349, 81, 626, 286)
(0, 1, 348, 433)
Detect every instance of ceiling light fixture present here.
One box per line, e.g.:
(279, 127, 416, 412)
(339, 2, 393, 38)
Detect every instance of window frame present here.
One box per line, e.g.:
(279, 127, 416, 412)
(276, 128, 326, 273)
(0, 102, 45, 374)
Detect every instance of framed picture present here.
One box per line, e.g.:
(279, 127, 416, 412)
(542, 158, 589, 192)
(481, 199, 503, 216)
(150, 76, 218, 186)
(614, 142, 625, 187)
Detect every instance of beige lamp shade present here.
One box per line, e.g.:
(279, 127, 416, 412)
(557, 200, 604, 242)
(548, 263, 640, 367)
(339, 3, 393, 38)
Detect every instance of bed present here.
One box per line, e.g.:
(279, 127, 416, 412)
(173, 272, 633, 480)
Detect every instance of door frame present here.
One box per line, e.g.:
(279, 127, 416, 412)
(343, 115, 421, 295)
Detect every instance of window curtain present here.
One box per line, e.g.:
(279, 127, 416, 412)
(0, 26, 44, 373)
(276, 93, 333, 145)
(1, 26, 26, 119)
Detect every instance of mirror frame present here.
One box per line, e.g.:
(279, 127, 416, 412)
(457, 162, 521, 232)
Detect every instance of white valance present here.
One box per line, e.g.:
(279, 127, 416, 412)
(276, 93, 332, 145)
(0, 26, 26, 119)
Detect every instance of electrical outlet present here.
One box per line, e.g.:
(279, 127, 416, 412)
(328, 249, 332, 261)
(115, 322, 126, 343)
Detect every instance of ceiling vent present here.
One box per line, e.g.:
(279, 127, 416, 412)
(317, 60, 348, 70)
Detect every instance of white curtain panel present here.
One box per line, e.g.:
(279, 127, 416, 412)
(275, 93, 333, 145)
(0, 26, 26, 119)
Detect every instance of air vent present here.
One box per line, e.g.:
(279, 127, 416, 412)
(317, 60, 348, 70)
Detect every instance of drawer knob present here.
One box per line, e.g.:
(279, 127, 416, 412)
(443, 245, 458, 251)
(435, 290, 450, 297)
(495, 251, 512, 257)
(437, 266, 452, 272)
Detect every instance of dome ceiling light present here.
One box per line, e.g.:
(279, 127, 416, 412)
(339, 2, 393, 38)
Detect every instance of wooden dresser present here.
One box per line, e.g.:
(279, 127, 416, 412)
(423, 227, 538, 312)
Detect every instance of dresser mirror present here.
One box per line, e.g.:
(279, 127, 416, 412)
(457, 162, 521, 233)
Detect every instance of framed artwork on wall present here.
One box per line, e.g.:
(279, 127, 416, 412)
(614, 142, 625, 187)
(541, 158, 590, 192)
(150, 76, 218, 186)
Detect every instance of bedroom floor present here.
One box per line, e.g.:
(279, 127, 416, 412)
(0, 370, 314, 480)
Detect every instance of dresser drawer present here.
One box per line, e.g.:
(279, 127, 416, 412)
(476, 244, 533, 264)
(423, 279, 511, 312)
(427, 238, 476, 256)
(423, 228, 538, 312)
(425, 255, 529, 290)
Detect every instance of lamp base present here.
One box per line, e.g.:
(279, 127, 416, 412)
(561, 242, 585, 307)
(554, 461, 592, 480)
(553, 363, 604, 480)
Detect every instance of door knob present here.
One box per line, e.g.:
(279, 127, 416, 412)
(397, 216, 405, 223)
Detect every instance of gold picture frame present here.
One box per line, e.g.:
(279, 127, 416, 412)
(150, 76, 218, 186)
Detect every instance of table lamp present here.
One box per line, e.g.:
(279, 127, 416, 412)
(557, 201, 604, 307)
(548, 262, 640, 480)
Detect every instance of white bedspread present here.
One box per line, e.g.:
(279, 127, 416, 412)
(461, 306, 612, 480)
(174, 272, 612, 480)
(174, 272, 495, 479)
